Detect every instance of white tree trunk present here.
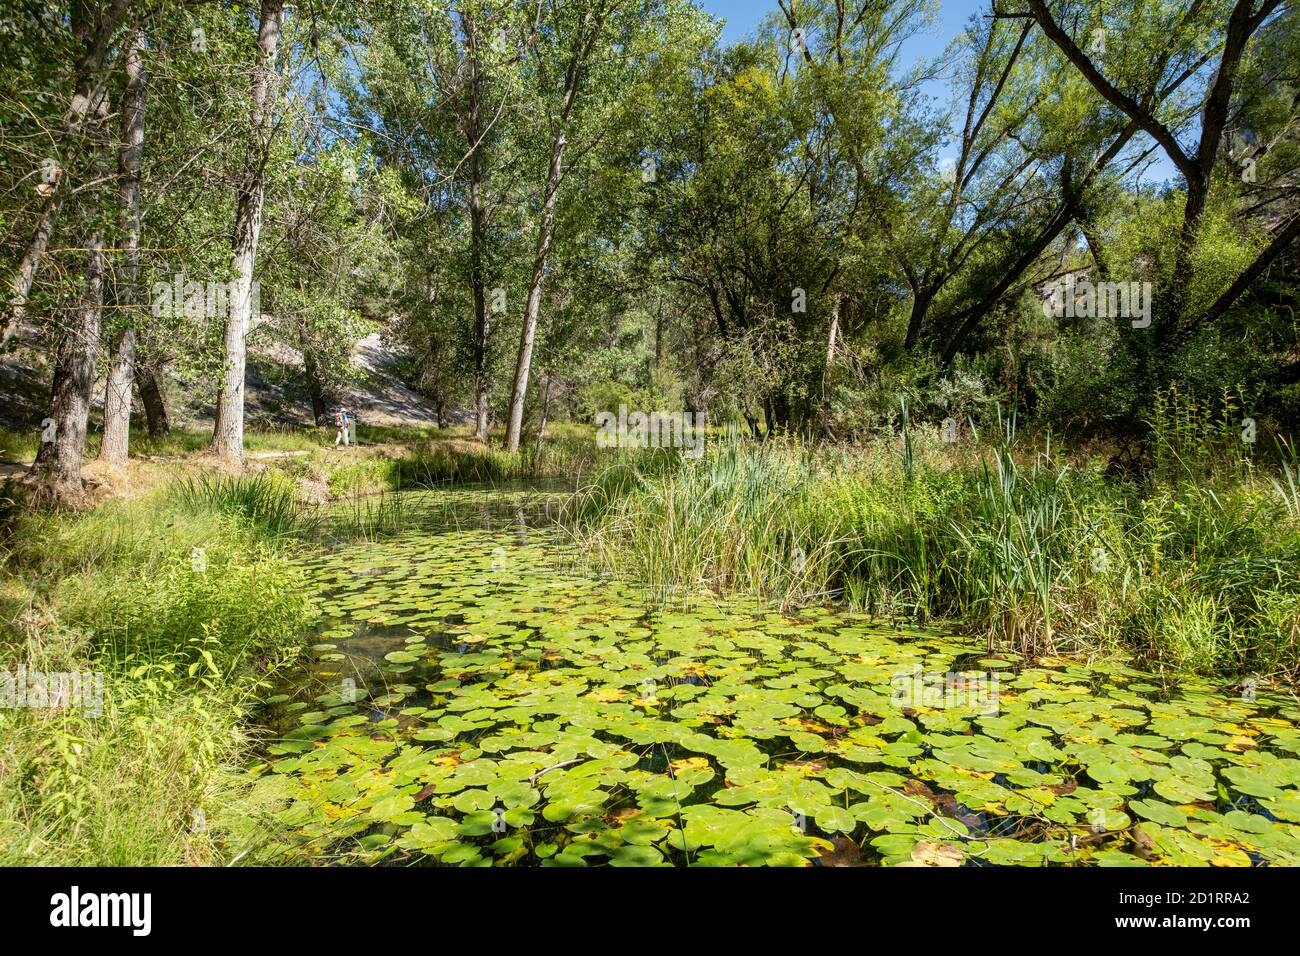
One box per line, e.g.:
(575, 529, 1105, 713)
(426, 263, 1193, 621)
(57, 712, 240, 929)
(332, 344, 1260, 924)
(100, 26, 146, 465)
(210, 0, 284, 464)
(504, 128, 567, 453)
(504, 18, 596, 453)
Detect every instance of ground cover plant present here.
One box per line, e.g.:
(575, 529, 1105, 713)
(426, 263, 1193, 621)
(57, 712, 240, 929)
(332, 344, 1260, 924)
(247, 492, 1300, 867)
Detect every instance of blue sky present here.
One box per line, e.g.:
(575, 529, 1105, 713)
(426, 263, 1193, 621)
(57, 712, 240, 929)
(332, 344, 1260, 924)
(699, 0, 986, 85)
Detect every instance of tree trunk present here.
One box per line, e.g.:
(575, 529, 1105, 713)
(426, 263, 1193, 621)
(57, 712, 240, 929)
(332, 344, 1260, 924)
(504, 14, 596, 453)
(3, 192, 65, 348)
(209, 0, 284, 464)
(304, 369, 327, 426)
(822, 292, 842, 438)
(100, 26, 146, 466)
(470, 187, 491, 441)
(300, 325, 327, 425)
(531, 372, 551, 471)
(1183, 212, 1300, 341)
(1160, 177, 1208, 356)
(504, 125, 567, 452)
(136, 359, 170, 437)
(903, 286, 931, 351)
(654, 297, 664, 369)
(31, 231, 104, 506)
(461, 15, 492, 444)
(3, 0, 131, 346)
(940, 202, 1075, 365)
(1079, 217, 1109, 280)
(296, 294, 327, 425)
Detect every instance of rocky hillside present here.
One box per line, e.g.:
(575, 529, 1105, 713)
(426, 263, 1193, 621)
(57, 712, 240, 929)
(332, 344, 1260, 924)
(1, 324, 463, 434)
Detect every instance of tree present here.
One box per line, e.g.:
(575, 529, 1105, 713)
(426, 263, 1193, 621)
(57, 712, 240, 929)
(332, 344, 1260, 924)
(1020, 0, 1299, 361)
(3, 0, 131, 347)
(504, 0, 619, 451)
(358, 0, 540, 441)
(210, 0, 286, 464)
(99, 24, 146, 466)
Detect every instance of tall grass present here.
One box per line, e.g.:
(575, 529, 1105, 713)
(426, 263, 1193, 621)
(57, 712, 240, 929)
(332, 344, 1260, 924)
(326, 456, 401, 497)
(574, 418, 1300, 678)
(396, 433, 600, 487)
(169, 473, 314, 540)
(576, 441, 840, 605)
(1271, 438, 1299, 520)
(325, 492, 408, 542)
(0, 478, 315, 865)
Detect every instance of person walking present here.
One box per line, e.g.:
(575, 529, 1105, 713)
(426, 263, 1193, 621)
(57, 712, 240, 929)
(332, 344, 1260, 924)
(333, 407, 350, 447)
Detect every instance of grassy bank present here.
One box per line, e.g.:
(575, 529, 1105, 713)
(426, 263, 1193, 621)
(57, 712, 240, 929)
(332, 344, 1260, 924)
(0, 422, 458, 469)
(0, 474, 317, 865)
(1, 422, 602, 504)
(323, 424, 602, 495)
(573, 420, 1300, 681)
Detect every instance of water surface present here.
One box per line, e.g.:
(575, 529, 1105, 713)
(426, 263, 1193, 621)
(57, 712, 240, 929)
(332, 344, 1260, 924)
(254, 485, 1300, 867)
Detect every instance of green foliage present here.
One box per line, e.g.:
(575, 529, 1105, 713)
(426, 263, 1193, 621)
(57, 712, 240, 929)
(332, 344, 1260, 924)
(0, 481, 315, 865)
(247, 498, 1300, 868)
(577, 433, 1300, 678)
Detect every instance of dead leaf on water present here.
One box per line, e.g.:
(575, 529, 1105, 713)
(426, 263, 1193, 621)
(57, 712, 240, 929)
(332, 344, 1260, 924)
(897, 840, 963, 867)
(817, 836, 866, 867)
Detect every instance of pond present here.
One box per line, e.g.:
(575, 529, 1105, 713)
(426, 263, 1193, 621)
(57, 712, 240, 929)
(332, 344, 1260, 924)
(251, 484, 1300, 866)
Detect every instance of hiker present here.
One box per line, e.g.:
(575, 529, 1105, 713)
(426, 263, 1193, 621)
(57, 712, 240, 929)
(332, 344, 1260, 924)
(333, 407, 350, 447)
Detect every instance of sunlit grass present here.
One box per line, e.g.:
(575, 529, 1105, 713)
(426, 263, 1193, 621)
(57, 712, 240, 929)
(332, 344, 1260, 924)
(0, 476, 315, 865)
(574, 433, 1300, 679)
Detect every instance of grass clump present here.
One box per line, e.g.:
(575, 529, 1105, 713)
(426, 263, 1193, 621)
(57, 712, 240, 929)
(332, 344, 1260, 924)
(396, 429, 600, 487)
(574, 421, 1300, 681)
(169, 472, 314, 540)
(0, 477, 314, 865)
(325, 492, 408, 542)
(326, 456, 401, 497)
